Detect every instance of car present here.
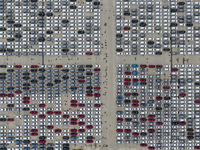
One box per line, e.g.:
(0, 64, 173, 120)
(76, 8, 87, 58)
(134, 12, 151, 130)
(132, 71, 139, 75)
(71, 104, 77, 107)
(31, 65, 38, 68)
(124, 129, 131, 133)
(148, 147, 155, 150)
(179, 122, 186, 125)
(179, 93, 186, 97)
(78, 115, 85, 118)
(124, 72, 131, 75)
(156, 97, 163, 100)
(78, 122, 85, 125)
(55, 129, 62, 133)
(71, 118, 77, 122)
(132, 104, 139, 107)
(79, 129, 85, 132)
(94, 87, 101, 90)
(70, 136, 77, 140)
(15, 90, 22, 94)
(124, 82, 131, 85)
(124, 27, 130, 30)
(148, 118, 155, 122)
(7, 137, 15, 140)
(30, 111, 38, 115)
(156, 65, 163, 68)
(94, 93, 101, 97)
(132, 64, 138, 67)
(39, 140, 46, 144)
(31, 129, 38, 132)
(148, 129, 155, 133)
(171, 68, 178, 71)
(78, 104, 85, 107)
(132, 132, 139, 136)
(149, 65, 155, 68)
(94, 68, 100, 71)
(54, 111, 61, 115)
(86, 94, 93, 97)
(156, 122, 163, 125)
(15, 140, 22, 144)
(124, 78, 131, 82)
(116, 129, 123, 133)
(39, 104, 46, 107)
(86, 125, 93, 129)
(39, 115, 46, 118)
(163, 86, 170, 89)
(140, 65, 147, 68)
(133, 82, 139, 85)
(7, 118, 14, 121)
(140, 143, 147, 147)
(133, 79, 139, 82)
(86, 140, 93, 143)
(140, 118, 147, 122)
(7, 94, 14, 97)
(15, 65, 22, 68)
(47, 111, 53, 115)
(47, 126, 54, 129)
(86, 52, 93, 55)
(31, 133, 38, 136)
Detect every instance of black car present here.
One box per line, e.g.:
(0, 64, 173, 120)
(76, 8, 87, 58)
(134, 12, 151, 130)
(171, 122, 179, 125)
(86, 72, 93, 75)
(87, 136, 94, 140)
(70, 5, 76, 9)
(94, 1, 100, 5)
(23, 140, 30, 144)
(31, 69, 37, 72)
(132, 111, 139, 114)
(140, 132, 147, 136)
(78, 76, 85, 79)
(7, 49, 14, 52)
(7, 69, 14, 72)
(39, 68, 45, 72)
(132, 93, 138, 96)
(132, 19, 138, 23)
(125, 118, 132, 122)
(23, 72, 30, 76)
(63, 136, 69, 140)
(86, 65, 92, 68)
(164, 97, 171, 100)
(78, 69, 85, 72)
(156, 107, 162, 110)
(147, 41, 154, 45)
(124, 100, 131, 104)
(70, 87, 77, 90)
(155, 51, 162, 55)
(39, 76, 45, 80)
(62, 76, 69, 80)
(0, 65, 6, 68)
(78, 30, 84, 34)
(46, 30, 53, 34)
(0, 118, 6, 122)
(46, 12, 53, 16)
(7, 104, 14, 107)
(163, 48, 170, 51)
(47, 83, 53, 86)
(63, 144, 69, 147)
(39, 136, 46, 140)
(86, 86, 93, 89)
(22, 108, 30, 111)
(116, 34, 123, 37)
(187, 136, 194, 140)
(62, 69, 69, 72)
(116, 48, 123, 52)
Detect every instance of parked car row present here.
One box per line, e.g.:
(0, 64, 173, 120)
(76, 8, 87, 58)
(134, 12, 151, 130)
(116, 64, 200, 149)
(115, 0, 200, 56)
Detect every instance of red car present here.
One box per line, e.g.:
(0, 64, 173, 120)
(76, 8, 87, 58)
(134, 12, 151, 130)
(148, 115, 155, 118)
(86, 140, 93, 143)
(23, 97, 30, 100)
(54, 111, 61, 115)
(71, 118, 77, 122)
(30, 111, 38, 115)
(187, 132, 194, 136)
(124, 82, 131, 85)
(71, 122, 77, 125)
(171, 68, 178, 71)
(132, 132, 139, 136)
(86, 52, 93, 55)
(94, 68, 100, 71)
(124, 72, 131, 75)
(156, 65, 163, 68)
(86, 125, 93, 129)
(124, 93, 131, 97)
(71, 133, 77, 136)
(124, 78, 131, 82)
(31, 129, 38, 132)
(71, 100, 77, 104)
(79, 129, 85, 132)
(86, 94, 93, 97)
(70, 129, 77, 132)
(124, 27, 130, 30)
(124, 129, 131, 133)
(140, 78, 146, 82)
(116, 129, 123, 133)
(78, 104, 85, 107)
(39, 140, 46, 144)
(117, 118, 123, 122)
(47, 126, 54, 129)
(94, 104, 101, 107)
(94, 93, 101, 97)
(0, 94, 6, 97)
(148, 147, 155, 150)
(47, 111, 53, 115)
(132, 104, 139, 107)
(39, 115, 46, 118)
(63, 115, 69, 118)
(148, 129, 155, 133)
(15, 65, 22, 68)
(156, 96, 163, 100)
(56, 65, 63, 68)
(133, 79, 139, 82)
(132, 100, 139, 104)
(140, 64, 147, 68)
(22, 101, 30, 104)
(156, 122, 163, 125)
(163, 86, 170, 89)
(194, 146, 200, 149)
(78, 122, 85, 125)
(148, 118, 155, 122)
(78, 80, 85, 83)
(149, 65, 155, 68)
(39, 104, 46, 107)
(7, 118, 14, 121)
(195, 100, 200, 104)
(179, 122, 186, 125)
(55, 129, 61, 133)
(140, 118, 147, 122)
(7, 94, 14, 97)
(94, 87, 101, 90)
(31, 65, 38, 68)
(71, 104, 77, 107)
(179, 93, 186, 97)
(15, 90, 22, 94)
(78, 115, 85, 118)
(31, 133, 38, 136)
(140, 143, 147, 147)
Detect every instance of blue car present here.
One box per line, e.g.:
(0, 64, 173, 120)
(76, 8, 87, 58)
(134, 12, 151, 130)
(15, 140, 22, 144)
(132, 64, 138, 67)
(23, 148, 30, 150)
(133, 82, 139, 85)
(117, 96, 123, 100)
(71, 136, 77, 140)
(7, 137, 15, 140)
(132, 71, 139, 75)
(31, 143, 38, 147)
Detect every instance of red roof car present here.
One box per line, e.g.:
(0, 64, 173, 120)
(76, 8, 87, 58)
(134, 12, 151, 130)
(47, 126, 54, 129)
(148, 129, 155, 133)
(140, 143, 147, 147)
(71, 133, 77, 136)
(132, 104, 139, 107)
(94, 87, 101, 90)
(94, 93, 101, 97)
(124, 27, 130, 30)
(156, 65, 163, 68)
(15, 90, 22, 94)
(0, 94, 6, 97)
(94, 104, 101, 107)
(7, 118, 14, 121)
(187, 132, 194, 136)
(171, 68, 178, 71)
(62, 115, 69, 118)
(148, 147, 155, 150)
(149, 65, 155, 68)
(132, 132, 139, 136)
(124, 72, 131, 75)
(71, 104, 77, 107)
(78, 115, 85, 118)
(94, 68, 100, 71)
(86, 125, 93, 129)
(23, 97, 30, 100)
(39, 104, 46, 107)
(15, 65, 22, 68)
(148, 115, 155, 118)
(140, 78, 146, 82)
(70, 122, 77, 125)
(132, 100, 139, 104)
(148, 118, 155, 122)
(117, 118, 123, 122)
(78, 80, 85, 83)
(124, 78, 131, 82)
(124, 93, 131, 97)
(31, 133, 38, 136)
(31, 129, 38, 132)
(86, 140, 93, 143)
(86, 52, 93, 55)
(116, 129, 123, 133)
(195, 100, 200, 104)
(179, 93, 186, 97)
(156, 96, 163, 100)
(7, 94, 14, 97)
(124, 82, 131, 85)
(55, 129, 62, 133)
(194, 146, 200, 149)
(86, 94, 93, 97)
(56, 65, 63, 68)
(31, 65, 38, 68)
(39, 115, 46, 118)
(71, 118, 77, 122)
(163, 86, 170, 89)
(70, 129, 77, 132)
(79, 129, 85, 132)
(179, 122, 186, 125)
(71, 100, 77, 104)
(156, 122, 163, 125)
(124, 129, 131, 133)
(78, 104, 85, 107)
(78, 122, 85, 125)
(140, 118, 147, 122)
(47, 111, 53, 115)
(22, 101, 30, 104)
(39, 140, 46, 144)
(140, 64, 147, 68)
(54, 111, 61, 115)
(30, 111, 38, 115)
